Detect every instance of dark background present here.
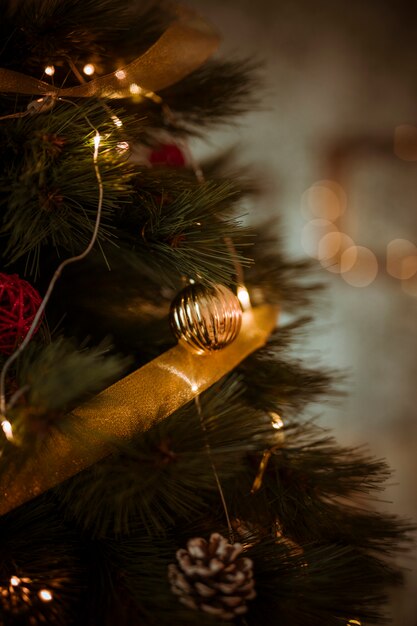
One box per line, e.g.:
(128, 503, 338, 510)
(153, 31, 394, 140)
(188, 1, 417, 624)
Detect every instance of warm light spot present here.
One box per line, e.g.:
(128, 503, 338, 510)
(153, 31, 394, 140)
(116, 141, 130, 153)
(301, 219, 338, 258)
(339, 244, 359, 273)
(237, 285, 251, 310)
(387, 239, 417, 280)
(115, 69, 126, 80)
(10, 576, 20, 587)
(191, 384, 199, 393)
(111, 115, 123, 128)
(145, 91, 162, 104)
(38, 589, 53, 602)
(93, 133, 101, 153)
(1, 420, 14, 442)
(348, 621, 362, 626)
(129, 83, 142, 95)
(320, 233, 355, 273)
(317, 231, 355, 265)
(83, 63, 95, 76)
(302, 181, 347, 220)
(341, 246, 379, 287)
(44, 65, 55, 77)
(394, 125, 417, 161)
(270, 413, 284, 430)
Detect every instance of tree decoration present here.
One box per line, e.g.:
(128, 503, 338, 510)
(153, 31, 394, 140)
(0, 0, 412, 623)
(169, 283, 243, 354)
(149, 143, 186, 168)
(168, 533, 256, 621)
(0, 304, 278, 516)
(0, 273, 42, 356)
(0, 8, 220, 101)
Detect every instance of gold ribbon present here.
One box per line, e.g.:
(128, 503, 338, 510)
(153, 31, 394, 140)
(0, 305, 278, 516)
(0, 8, 220, 99)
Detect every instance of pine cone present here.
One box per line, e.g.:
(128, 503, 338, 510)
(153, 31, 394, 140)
(168, 533, 256, 621)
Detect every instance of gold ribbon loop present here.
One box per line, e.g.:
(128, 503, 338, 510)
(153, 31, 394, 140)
(0, 10, 220, 99)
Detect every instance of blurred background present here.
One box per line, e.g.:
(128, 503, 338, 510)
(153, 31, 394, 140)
(188, 1, 417, 624)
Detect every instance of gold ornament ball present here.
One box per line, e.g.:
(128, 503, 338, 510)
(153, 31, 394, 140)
(170, 283, 243, 354)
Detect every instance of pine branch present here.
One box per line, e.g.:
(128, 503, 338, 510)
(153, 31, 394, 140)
(0, 498, 84, 626)
(0, 100, 135, 275)
(116, 179, 253, 286)
(0, 337, 128, 455)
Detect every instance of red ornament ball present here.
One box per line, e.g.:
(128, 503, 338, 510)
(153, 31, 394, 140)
(149, 143, 186, 168)
(0, 273, 43, 355)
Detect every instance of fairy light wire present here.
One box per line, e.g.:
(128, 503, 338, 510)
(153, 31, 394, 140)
(0, 127, 103, 421)
(195, 395, 234, 544)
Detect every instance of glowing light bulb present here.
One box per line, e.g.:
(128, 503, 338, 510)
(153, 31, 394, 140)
(44, 65, 55, 77)
(129, 83, 142, 95)
(38, 589, 53, 602)
(270, 413, 284, 430)
(117, 142, 130, 153)
(191, 383, 199, 393)
(1, 420, 14, 442)
(93, 133, 101, 152)
(237, 285, 251, 310)
(10, 576, 20, 587)
(83, 63, 95, 76)
(115, 69, 126, 80)
(111, 115, 123, 128)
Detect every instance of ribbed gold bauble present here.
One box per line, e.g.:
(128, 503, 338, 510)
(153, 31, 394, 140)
(169, 283, 243, 354)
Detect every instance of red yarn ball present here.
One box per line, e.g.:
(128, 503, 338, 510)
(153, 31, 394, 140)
(149, 144, 186, 168)
(0, 273, 43, 355)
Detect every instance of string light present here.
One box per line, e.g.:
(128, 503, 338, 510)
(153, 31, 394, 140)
(237, 285, 251, 310)
(270, 412, 284, 430)
(115, 69, 126, 80)
(93, 132, 101, 154)
(44, 66, 55, 77)
(116, 141, 129, 153)
(0, 115, 104, 417)
(38, 589, 53, 602)
(111, 114, 123, 128)
(1, 419, 14, 442)
(10, 576, 20, 587)
(83, 63, 95, 76)
(129, 83, 142, 95)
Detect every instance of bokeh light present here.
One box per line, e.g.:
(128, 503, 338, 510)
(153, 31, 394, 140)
(387, 238, 417, 280)
(341, 246, 379, 287)
(302, 180, 347, 220)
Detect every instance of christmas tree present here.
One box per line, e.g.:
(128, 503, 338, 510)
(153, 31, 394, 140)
(0, 1, 411, 625)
